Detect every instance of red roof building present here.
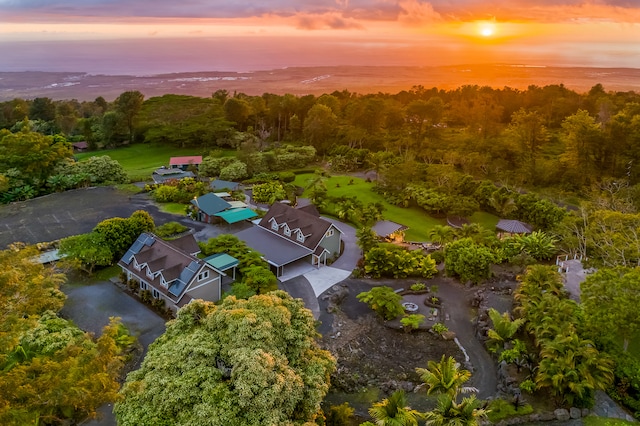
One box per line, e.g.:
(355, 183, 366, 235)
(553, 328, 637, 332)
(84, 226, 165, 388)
(169, 156, 203, 170)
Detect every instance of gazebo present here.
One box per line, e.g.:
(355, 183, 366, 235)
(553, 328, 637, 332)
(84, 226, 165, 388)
(496, 219, 533, 235)
(372, 220, 408, 242)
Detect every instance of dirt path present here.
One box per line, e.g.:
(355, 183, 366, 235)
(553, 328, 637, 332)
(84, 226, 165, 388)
(437, 279, 498, 399)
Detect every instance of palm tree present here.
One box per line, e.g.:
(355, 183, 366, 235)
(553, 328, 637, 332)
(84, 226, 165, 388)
(368, 390, 422, 426)
(428, 225, 455, 246)
(423, 394, 488, 426)
(486, 308, 525, 353)
(416, 355, 475, 398)
(536, 333, 614, 407)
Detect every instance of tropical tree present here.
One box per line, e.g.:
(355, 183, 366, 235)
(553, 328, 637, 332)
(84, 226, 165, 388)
(581, 267, 640, 352)
(416, 355, 474, 398)
(505, 108, 549, 182)
(423, 394, 488, 426)
(368, 390, 422, 426)
(444, 238, 494, 284)
(115, 90, 144, 144)
(486, 308, 525, 353)
(356, 226, 379, 254)
(536, 333, 614, 407)
(0, 247, 134, 425)
(114, 292, 336, 425)
(428, 225, 455, 246)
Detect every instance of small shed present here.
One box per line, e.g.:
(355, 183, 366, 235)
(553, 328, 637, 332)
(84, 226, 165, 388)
(372, 220, 408, 242)
(72, 141, 89, 152)
(496, 219, 533, 235)
(210, 179, 242, 192)
(152, 168, 195, 184)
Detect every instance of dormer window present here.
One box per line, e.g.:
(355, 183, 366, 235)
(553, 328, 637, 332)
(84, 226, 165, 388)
(297, 232, 305, 243)
(271, 221, 278, 231)
(284, 224, 291, 236)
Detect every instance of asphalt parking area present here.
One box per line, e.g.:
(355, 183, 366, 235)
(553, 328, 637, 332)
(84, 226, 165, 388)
(0, 186, 245, 248)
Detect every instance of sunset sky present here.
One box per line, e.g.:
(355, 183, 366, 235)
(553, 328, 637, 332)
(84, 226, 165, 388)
(0, 0, 639, 74)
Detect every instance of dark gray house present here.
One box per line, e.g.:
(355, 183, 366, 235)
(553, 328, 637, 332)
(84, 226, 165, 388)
(118, 233, 224, 312)
(235, 202, 342, 277)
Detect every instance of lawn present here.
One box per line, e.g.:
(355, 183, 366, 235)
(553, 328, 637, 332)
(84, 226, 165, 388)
(294, 173, 501, 242)
(158, 202, 188, 215)
(75, 144, 235, 181)
(293, 173, 444, 241)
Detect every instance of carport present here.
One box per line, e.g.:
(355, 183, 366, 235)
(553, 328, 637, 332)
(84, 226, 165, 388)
(215, 208, 258, 224)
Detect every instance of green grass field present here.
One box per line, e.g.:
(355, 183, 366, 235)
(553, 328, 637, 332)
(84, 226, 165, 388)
(294, 173, 501, 241)
(294, 173, 505, 241)
(75, 144, 234, 181)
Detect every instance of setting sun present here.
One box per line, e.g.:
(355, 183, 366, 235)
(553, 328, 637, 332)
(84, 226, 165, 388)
(478, 22, 496, 37)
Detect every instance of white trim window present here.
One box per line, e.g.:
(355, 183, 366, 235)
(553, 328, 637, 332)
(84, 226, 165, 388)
(325, 228, 334, 237)
(140, 281, 148, 290)
(297, 232, 305, 243)
(284, 224, 291, 236)
(271, 220, 278, 231)
(152, 288, 160, 299)
(198, 270, 210, 281)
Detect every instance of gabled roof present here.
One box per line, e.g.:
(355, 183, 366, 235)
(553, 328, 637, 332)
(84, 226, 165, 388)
(210, 179, 241, 191)
(191, 192, 232, 216)
(258, 202, 335, 251)
(297, 204, 320, 217)
(168, 233, 201, 255)
(152, 169, 195, 184)
(496, 219, 533, 234)
(169, 156, 202, 166)
(372, 220, 408, 238)
(119, 233, 219, 302)
(234, 226, 313, 267)
(72, 141, 88, 149)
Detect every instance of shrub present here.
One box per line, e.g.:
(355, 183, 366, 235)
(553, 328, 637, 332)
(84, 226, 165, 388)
(432, 322, 449, 335)
(519, 379, 536, 393)
(155, 221, 189, 238)
(401, 314, 425, 332)
(410, 282, 426, 292)
(279, 171, 296, 183)
(357, 286, 404, 320)
(325, 402, 355, 426)
(487, 398, 533, 423)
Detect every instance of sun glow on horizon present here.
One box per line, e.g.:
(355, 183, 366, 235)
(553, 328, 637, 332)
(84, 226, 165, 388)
(478, 21, 496, 38)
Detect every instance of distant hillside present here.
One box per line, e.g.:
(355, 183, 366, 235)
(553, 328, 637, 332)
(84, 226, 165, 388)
(1, 65, 639, 101)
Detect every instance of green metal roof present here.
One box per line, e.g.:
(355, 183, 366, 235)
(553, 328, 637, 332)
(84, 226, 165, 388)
(204, 253, 239, 271)
(191, 193, 231, 216)
(214, 208, 258, 224)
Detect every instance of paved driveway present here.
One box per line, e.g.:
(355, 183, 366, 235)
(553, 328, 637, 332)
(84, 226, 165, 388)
(60, 281, 167, 426)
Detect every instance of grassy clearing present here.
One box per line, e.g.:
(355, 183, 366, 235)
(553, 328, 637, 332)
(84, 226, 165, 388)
(293, 173, 444, 241)
(469, 211, 500, 230)
(75, 144, 235, 180)
(66, 265, 121, 286)
(158, 202, 188, 215)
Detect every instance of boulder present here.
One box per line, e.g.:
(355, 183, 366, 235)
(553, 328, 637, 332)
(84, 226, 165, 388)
(554, 408, 570, 421)
(570, 407, 582, 419)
